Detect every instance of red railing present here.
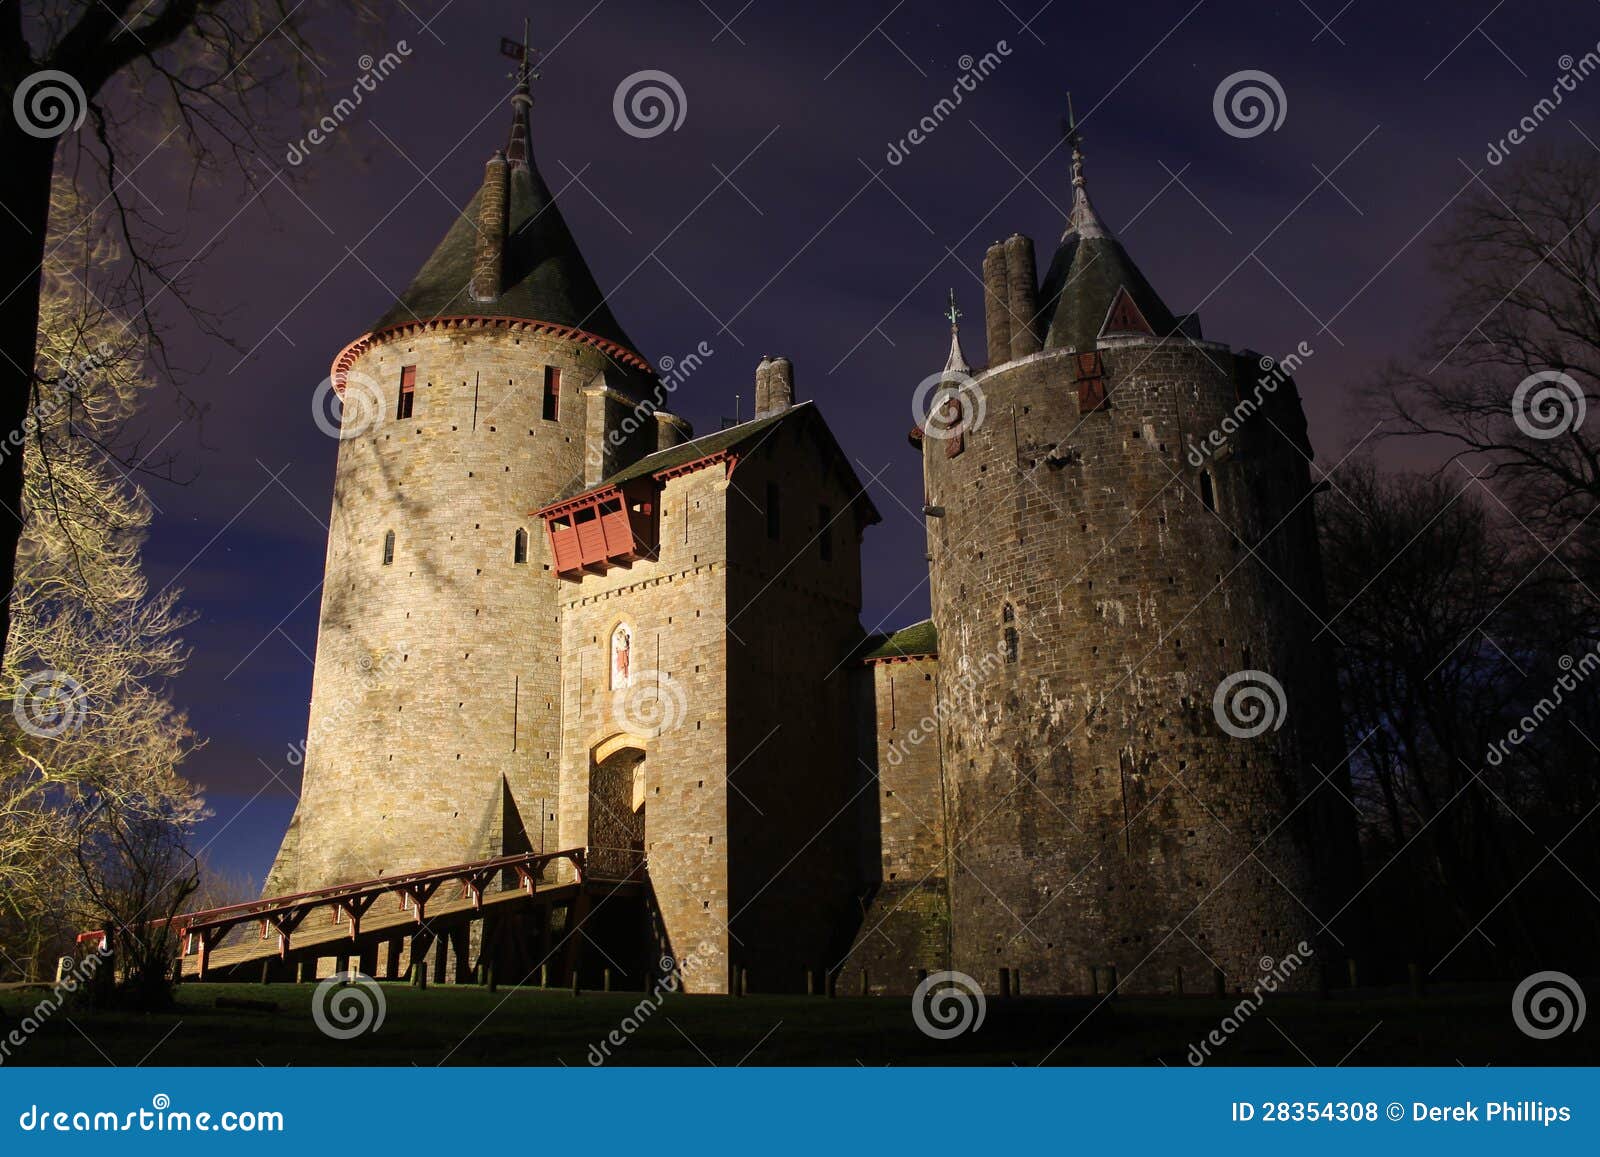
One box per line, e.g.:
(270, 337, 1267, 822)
(79, 848, 586, 978)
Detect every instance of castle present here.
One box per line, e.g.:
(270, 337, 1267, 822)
(265, 64, 1353, 996)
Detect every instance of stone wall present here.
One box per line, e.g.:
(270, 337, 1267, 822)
(555, 405, 874, 994)
(556, 463, 733, 993)
(722, 414, 872, 993)
(838, 654, 951, 994)
(270, 327, 653, 894)
(922, 337, 1348, 995)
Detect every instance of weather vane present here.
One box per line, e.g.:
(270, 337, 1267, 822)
(500, 16, 540, 81)
(945, 288, 961, 328)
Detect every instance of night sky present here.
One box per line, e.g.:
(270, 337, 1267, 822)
(116, 0, 1591, 885)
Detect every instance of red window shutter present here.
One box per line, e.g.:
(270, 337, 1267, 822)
(397, 365, 416, 419)
(1073, 351, 1108, 413)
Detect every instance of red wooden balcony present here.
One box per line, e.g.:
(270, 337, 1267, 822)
(540, 481, 657, 579)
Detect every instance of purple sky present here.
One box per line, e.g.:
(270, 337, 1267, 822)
(110, 0, 1593, 885)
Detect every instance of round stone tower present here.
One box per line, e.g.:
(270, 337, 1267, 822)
(267, 65, 668, 893)
(918, 123, 1353, 994)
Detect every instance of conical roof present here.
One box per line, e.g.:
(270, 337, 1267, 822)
(1035, 119, 1175, 352)
(369, 76, 642, 359)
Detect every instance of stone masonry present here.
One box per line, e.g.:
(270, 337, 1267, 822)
(263, 76, 1354, 999)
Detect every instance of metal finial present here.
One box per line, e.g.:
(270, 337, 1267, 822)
(943, 289, 970, 374)
(1066, 91, 1086, 190)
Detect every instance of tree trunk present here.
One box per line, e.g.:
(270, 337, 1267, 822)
(0, 124, 56, 671)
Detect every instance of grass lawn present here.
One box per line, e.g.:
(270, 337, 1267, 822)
(1, 980, 1594, 1066)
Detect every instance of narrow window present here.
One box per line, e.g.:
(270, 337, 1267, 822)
(1200, 471, 1215, 512)
(397, 365, 416, 419)
(1003, 602, 1018, 664)
(513, 528, 528, 564)
(818, 504, 832, 562)
(542, 366, 561, 421)
(765, 482, 781, 540)
(382, 529, 396, 566)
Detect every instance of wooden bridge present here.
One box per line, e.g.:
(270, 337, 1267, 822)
(80, 848, 651, 987)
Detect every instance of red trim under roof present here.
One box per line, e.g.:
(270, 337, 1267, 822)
(532, 450, 738, 519)
(330, 315, 653, 386)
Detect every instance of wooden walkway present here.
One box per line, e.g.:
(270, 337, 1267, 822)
(80, 848, 646, 984)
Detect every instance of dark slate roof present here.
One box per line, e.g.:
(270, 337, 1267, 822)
(370, 148, 640, 355)
(590, 407, 791, 491)
(1036, 231, 1177, 352)
(549, 402, 882, 525)
(861, 619, 938, 661)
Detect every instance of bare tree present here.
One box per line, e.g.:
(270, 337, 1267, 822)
(1320, 462, 1599, 975)
(1, 180, 202, 992)
(74, 789, 200, 1009)
(0, 1, 334, 669)
(1375, 145, 1600, 586)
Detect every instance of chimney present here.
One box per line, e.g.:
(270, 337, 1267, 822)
(982, 241, 1012, 366)
(754, 356, 773, 417)
(1004, 233, 1041, 359)
(655, 411, 691, 452)
(582, 372, 618, 487)
(758, 356, 794, 417)
(469, 152, 508, 302)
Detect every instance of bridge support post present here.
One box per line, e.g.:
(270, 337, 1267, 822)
(409, 930, 433, 988)
(563, 891, 591, 990)
(451, 926, 471, 985)
(297, 958, 316, 984)
(432, 935, 449, 985)
(537, 904, 552, 981)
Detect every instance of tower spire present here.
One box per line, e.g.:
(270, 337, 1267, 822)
(506, 15, 536, 169)
(1063, 93, 1107, 240)
(944, 288, 971, 374)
